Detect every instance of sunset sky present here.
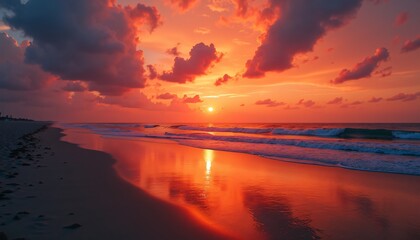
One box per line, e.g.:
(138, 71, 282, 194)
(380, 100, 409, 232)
(0, 0, 419, 122)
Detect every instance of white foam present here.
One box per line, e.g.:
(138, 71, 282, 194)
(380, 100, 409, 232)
(392, 131, 420, 140)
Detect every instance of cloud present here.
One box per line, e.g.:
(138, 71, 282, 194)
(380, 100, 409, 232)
(147, 65, 158, 80)
(208, 0, 230, 12)
(157, 92, 177, 100)
(194, 27, 211, 34)
(284, 105, 299, 110)
(99, 90, 192, 112)
(233, 0, 250, 17)
(100, 91, 164, 109)
(368, 97, 382, 103)
(350, 100, 363, 105)
(297, 99, 315, 108)
(168, 0, 198, 12)
(62, 81, 87, 92)
(182, 94, 203, 103)
(332, 48, 389, 84)
(0, 0, 162, 96)
(166, 44, 181, 56)
(386, 92, 420, 102)
(243, 0, 363, 78)
(401, 36, 420, 53)
(215, 74, 233, 86)
(0, 33, 54, 90)
(394, 11, 409, 26)
(255, 98, 285, 107)
(160, 43, 223, 83)
(327, 97, 344, 104)
(374, 66, 392, 77)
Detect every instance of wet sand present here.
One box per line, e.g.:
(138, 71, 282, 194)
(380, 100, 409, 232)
(62, 126, 420, 240)
(0, 123, 235, 240)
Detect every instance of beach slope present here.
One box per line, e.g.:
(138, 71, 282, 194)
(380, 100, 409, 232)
(0, 123, 234, 240)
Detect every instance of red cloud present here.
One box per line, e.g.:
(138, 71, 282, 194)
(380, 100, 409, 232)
(62, 81, 87, 92)
(0, 0, 162, 96)
(166, 44, 181, 56)
(401, 36, 420, 53)
(157, 92, 177, 100)
(297, 99, 315, 108)
(0, 33, 54, 91)
(386, 92, 420, 102)
(99, 90, 192, 112)
(182, 94, 202, 103)
(215, 74, 233, 86)
(233, 0, 250, 17)
(127, 3, 162, 32)
(255, 99, 285, 107)
(374, 66, 392, 77)
(368, 97, 383, 103)
(394, 12, 409, 26)
(147, 65, 158, 80)
(332, 48, 389, 84)
(327, 97, 344, 105)
(243, 0, 363, 78)
(160, 43, 223, 83)
(168, 0, 198, 12)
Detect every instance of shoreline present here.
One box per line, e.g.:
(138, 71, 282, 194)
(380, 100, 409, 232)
(61, 124, 420, 240)
(0, 123, 235, 240)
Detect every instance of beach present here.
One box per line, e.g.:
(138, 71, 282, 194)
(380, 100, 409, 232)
(0, 122, 234, 240)
(1, 121, 420, 240)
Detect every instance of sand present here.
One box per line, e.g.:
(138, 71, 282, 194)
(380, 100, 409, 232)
(0, 122, 235, 240)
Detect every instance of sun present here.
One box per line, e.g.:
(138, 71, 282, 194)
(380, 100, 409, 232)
(207, 106, 214, 112)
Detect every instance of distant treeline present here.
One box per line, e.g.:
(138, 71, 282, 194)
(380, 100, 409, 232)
(0, 112, 33, 121)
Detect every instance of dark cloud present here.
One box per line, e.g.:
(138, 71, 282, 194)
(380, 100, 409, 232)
(332, 48, 389, 84)
(255, 99, 285, 107)
(401, 36, 420, 53)
(297, 99, 315, 108)
(0, 0, 162, 96)
(166, 44, 181, 56)
(147, 65, 158, 80)
(0, 33, 54, 90)
(374, 66, 392, 77)
(100, 91, 162, 109)
(160, 43, 223, 83)
(99, 90, 192, 112)
(386, 92, 420, 102)
(327, 97, 344, 104)
(394, 11, 409, 26)
(168, 0, 198, 11)
(368, 97, 382, 103)
(157, 92, 177, 100)
(214, 74, 233, 86)
(182, 94, 202, 103)
(340, 100, 363, 108)
(62, 81, 87, 92)
(244, 0, 363, 78)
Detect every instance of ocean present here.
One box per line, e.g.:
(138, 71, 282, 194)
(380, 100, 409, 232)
(64, 123, 420, 175)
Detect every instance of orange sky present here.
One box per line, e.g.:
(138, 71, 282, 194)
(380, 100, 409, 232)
(0, 0, 419, 122)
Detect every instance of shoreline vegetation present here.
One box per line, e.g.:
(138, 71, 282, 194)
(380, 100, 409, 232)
(0, 121, 235, 240)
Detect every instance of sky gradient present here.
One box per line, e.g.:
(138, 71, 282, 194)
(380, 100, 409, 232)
(0, 0, 419, 122)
